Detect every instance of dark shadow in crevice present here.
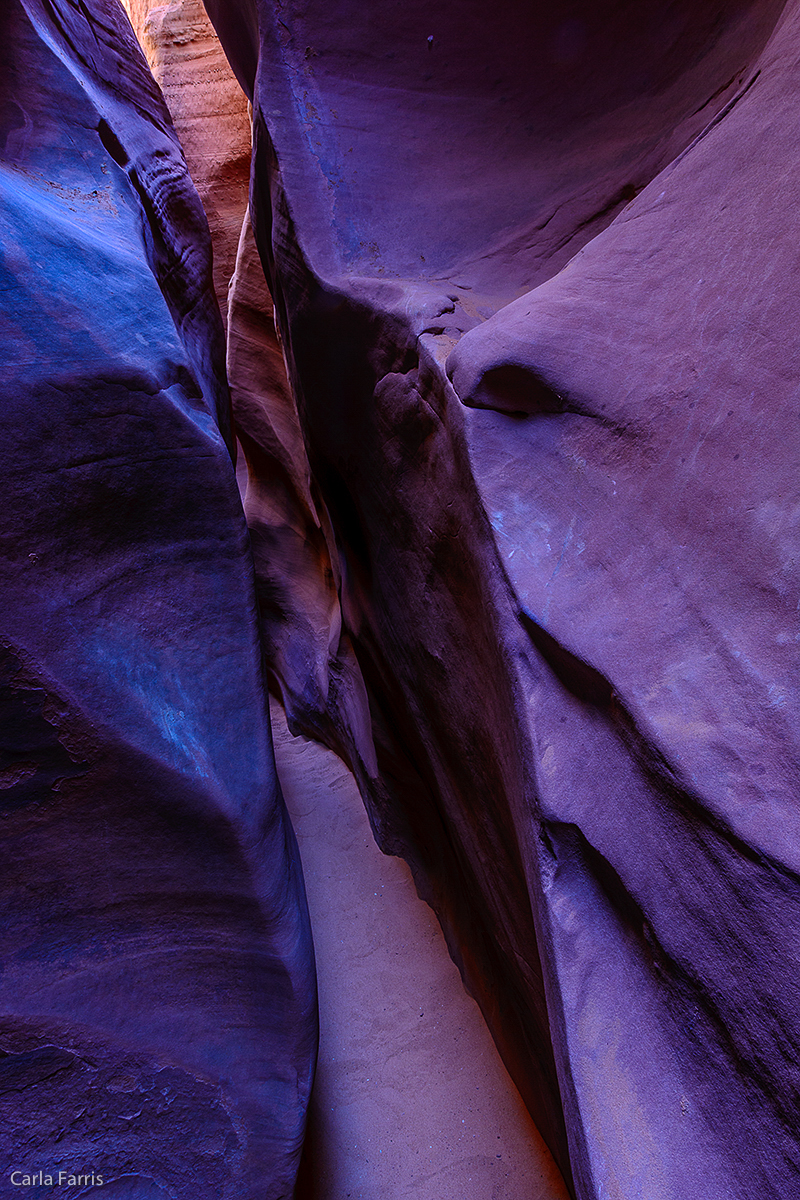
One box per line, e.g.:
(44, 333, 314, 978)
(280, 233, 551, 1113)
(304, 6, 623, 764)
(518, 610, 614, 708)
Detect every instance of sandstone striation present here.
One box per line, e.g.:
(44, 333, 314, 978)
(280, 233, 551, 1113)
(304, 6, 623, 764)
(6, 0, 800, 1195)
(447, 4, 800, 1195)
(226, 214, 356, 754)
(202, 0, 800, 1196)
(0, 2, 315, 1196)
(121, 0, 252, 328)
(120, 0, 341, 751)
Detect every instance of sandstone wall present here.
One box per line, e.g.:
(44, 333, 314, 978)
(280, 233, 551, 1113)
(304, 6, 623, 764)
(0, 2, 315, 1195)
(202, 1, 800, 1196)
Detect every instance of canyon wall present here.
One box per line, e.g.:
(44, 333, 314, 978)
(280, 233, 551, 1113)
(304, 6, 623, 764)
(0, 2, 315, 1196)
(6, 1, 800, 1198)
(121, 0, 346, 755)
(122, 0, 251, 327)
(200, 1, 800, 1197)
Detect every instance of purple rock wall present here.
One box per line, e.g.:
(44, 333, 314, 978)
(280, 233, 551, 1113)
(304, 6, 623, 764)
(449, 4, 800, 1194)
(0, 3, 315, 1196)
(202, 1, 800, 1196)
(5, 0, 800, 1196)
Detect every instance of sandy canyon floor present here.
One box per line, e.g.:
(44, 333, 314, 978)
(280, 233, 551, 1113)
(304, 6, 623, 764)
(270, 699, 569, 1200)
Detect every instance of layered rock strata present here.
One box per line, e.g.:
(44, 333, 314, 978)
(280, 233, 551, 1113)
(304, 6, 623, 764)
(122, 0, 252, 329)
(447, 4, 800, 1195)
(0, 2, 315, 1196)
(120, 0, 339, 748)
(202, 1, 800, 1197)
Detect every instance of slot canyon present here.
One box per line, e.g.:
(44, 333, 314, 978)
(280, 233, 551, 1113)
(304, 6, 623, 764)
(2, 1, 800, 1197)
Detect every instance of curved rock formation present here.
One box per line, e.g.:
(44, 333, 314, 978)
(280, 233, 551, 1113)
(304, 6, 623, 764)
(227, 214, 352, 753)
(272, 698, 570, 1200)
(121, 0, 252, 330)
(7, 0, 800, 1194)
(121, 0, 345, 755)
(447, 4, 800, 1196)
(201, 0, 800, 1196)
(0, 2, 315, 1196)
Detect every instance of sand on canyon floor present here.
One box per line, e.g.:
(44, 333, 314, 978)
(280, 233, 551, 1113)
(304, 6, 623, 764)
(270, 699, 570, 1200)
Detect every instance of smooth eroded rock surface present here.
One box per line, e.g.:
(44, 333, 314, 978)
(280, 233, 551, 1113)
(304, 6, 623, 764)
(0, 3, 315, 1196)
(122, 0, 252, 326)
(446, 5, 800, 1197)
(202, 0, 800, 1196)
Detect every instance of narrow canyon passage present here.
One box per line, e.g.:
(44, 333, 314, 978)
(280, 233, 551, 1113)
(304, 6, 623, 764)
(270, 699, 569, 1200)
(7, 2, 800, 1197)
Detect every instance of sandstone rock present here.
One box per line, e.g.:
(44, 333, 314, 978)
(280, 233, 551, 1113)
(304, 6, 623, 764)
(120, 1, 345, 754)
(0, 2, 314, 1195)
(226, 212, 366, 760)
(122, 0, 252, 328)
(272, 697, 570, 1200)
(447, 4, 800, 1195)
(203, 0, 798, 1195)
